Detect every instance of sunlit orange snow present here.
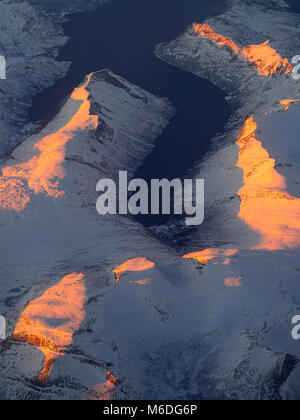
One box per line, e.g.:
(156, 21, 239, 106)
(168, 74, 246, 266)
(236, 116, 300, 250)
(193, 23, 240, 55)
(193, 23, 292, 76)
(0, 178, 30, 211)
(13, 272, 87, 382)
(90, 370, 118, 400)
(241, 41, 292, 75)
(224, 276, 242, 287)
(0, 74, 98, 211)
(183, 115, 300, 262)
(113, 258, 155, 283)
(280, 99, 300, 111)
(183, 248, 238, 265)
(129, 279, 151, 285)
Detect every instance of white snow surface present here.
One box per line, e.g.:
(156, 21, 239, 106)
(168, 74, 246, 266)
(154, 0, 300, 400)
(1, 0, 300, 401)
(0, 0, 107, 157)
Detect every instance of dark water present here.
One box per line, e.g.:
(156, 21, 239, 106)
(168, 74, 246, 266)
(286, 0, 300, 13)
(29, 0, 230, 226)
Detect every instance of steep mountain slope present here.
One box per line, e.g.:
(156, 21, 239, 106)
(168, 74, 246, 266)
(1, 63, 299, 399)
(0, 70, 200, 399)
(154, 0, 300, 399)
(1, 0, 300, 401)
(0, 0, 107, 158)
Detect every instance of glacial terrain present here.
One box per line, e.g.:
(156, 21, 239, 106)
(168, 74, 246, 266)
(0, 70, 195, 399)
(0, 0, 300, 401)
(155, 0, 300, 399)
(0, 0, 106, 158)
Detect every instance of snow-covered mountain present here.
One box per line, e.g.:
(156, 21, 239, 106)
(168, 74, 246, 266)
(154, 0, 300, 399)
(0, 0, 107, 158)
(0, 70, 199, 399)
(1, 0, 300, 401)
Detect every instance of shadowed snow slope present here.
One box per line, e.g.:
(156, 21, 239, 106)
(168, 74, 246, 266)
(0, 0, 107, 158)
(0, 70, 204, 400)
(155, 0, 300, 399)
(2, 0, 300, 401)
